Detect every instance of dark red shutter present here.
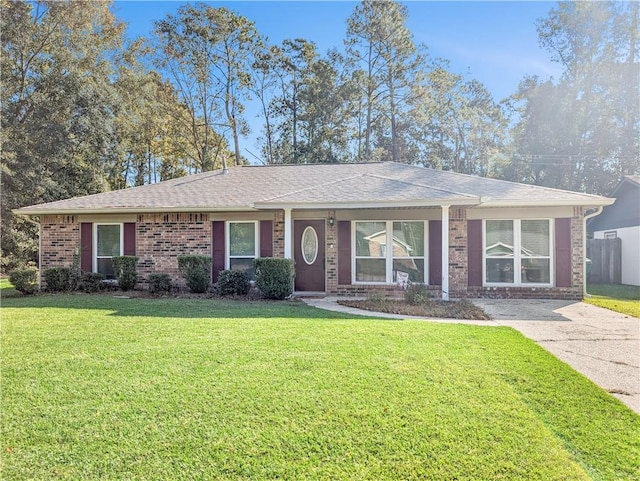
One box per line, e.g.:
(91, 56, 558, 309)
(428, 220, 442, 285)
(260, 220, 273, 258)
(337, 220, 351, 285)
(80, 223, 93, 272)
(123, 223, 136, 256)
(212, 221, 225, 282)
(555, 218, 572, 287)
(467, 220, 483, 287)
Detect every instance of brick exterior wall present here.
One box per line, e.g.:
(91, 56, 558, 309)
(136, 213, 211, 287)
(40, 216, 81, 282)
(36, 207, 586, 299)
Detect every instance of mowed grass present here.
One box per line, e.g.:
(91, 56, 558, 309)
(2, 295, 639, 480)
(585, 283, 640, 317)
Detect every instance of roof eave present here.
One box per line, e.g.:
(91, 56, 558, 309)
(12, 206, 259, 217)
(476, 199, 615, 208)
(253, 198, 479, 210)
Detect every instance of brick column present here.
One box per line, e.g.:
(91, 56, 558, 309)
(326, 211, 338, 293)
(448, 207, 469, 296)
(572, 206, 585, 294)
(273, 210, 285, 258)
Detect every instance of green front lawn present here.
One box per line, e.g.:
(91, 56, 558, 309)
(585, 283, 640, 317)
(2, 295, 638, 480)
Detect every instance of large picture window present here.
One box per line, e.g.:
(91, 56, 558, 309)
(354, 221, 426, 284)
(95, 224, 122, 279)
(484, 219, 552, 286)
(227, 221, 258, 277)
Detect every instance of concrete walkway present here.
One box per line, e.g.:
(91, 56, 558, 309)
(302, 297, 640, 414)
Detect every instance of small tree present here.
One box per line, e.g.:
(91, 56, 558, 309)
(177, 255, 211, 293)
(112, 256, 139, 291)
(253, 258, 295, 300)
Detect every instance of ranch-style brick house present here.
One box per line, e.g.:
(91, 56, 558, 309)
(15, 162, 614, 300)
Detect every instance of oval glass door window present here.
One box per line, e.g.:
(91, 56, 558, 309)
(301, 226, 319, 265)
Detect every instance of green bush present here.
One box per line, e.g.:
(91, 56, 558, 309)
(8, 267, 39, 295)
(217, 270, 250, 296)
(404, 282, 431, 305)
(43, 267, 71, 292)
(177, 255, 211, 293)
(148, 273, 172, 294)
(253, 258, 295, 300)
(81, 272, 104, 293)
(112, 256, 139, 291)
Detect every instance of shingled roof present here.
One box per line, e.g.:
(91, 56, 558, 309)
(14, 162, 613, 215)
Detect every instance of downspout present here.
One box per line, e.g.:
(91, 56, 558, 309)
(441, 205, 450, 301)
(583, 206, 604, 297)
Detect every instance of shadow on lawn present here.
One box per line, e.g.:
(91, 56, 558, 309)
(1, 291, 366, 320)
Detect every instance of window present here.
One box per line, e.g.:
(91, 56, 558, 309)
(484, 219, 552, 286)
(354, 221, 426, 284)
(227, 221, 258, 277)
(604, 231, 617, 239)
(95, 224, 122, 279)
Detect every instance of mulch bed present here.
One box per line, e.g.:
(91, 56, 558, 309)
(338, 298, 492, 320)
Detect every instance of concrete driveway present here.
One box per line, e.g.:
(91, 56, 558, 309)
(472, 299, 640, 414)
(304, 297, 640, 414)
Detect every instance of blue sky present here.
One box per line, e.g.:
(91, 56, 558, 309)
(111, 1, 563, 159)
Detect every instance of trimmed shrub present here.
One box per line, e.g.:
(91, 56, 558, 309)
(148, 273, 172, 294)
(217, 270, 250, 296)
(404, 282, 431, 306)
(8, 267, 39, 295)
(253, 257, 295, 300)
(44, 267, 71, 292)
(177, 255, 211, 293)
(112, 256, 139, 291)
(81, 272, 104, 293)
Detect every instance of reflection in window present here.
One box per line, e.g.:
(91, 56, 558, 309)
(355, 222, 387, 282)
(354, 221, 426, 284)
(96, 224, 121, 279)
(228, 222, 257, 277)
(485, 219, 551, 285)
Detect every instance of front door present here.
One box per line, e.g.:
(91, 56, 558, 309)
(294, 220, 325, 292)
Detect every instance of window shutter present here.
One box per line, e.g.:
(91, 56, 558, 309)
(123, 223, 136, 256)
(260, 220, 273, 257)
(428, 220, 442, 286)
(467, 220, 483, 287)
(212, 221, 225, 282)
(80, 223, 93, 272)
(337, 221, 351, 285)
(555, 218, 572, 287)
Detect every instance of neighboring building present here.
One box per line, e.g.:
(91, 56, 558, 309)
(14, 162, 614, 299)
(589, 175, 640, 286)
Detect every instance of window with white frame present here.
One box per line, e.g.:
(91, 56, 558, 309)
(95, 224, 122, 279)
(227, 221, 258, 277)
(484, 219, 552, 286)
(354, 221, 426, 284)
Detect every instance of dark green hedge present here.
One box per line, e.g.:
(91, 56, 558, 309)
(253, 258, 295, 300)
(177, 255, 211, 293)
